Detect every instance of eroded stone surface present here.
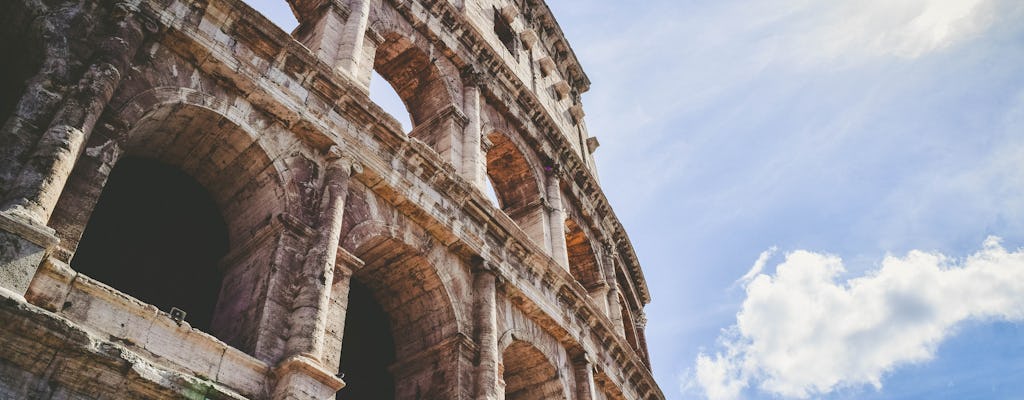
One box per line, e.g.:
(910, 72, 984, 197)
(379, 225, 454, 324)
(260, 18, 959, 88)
(0, 0, 663, 399)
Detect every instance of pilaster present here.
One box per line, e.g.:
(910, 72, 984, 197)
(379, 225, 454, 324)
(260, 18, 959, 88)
(336, 0, 372, 77)
(2, 1, 148, 225)
(461, 68, 486, 191)
(603, 244, 626, 336)
(473, 260, 500, 400)
(283, 147, 362, 361)
(545, 166, 570, 271)
(274, 148, 361, 399)
(321, 249, 361, 373)
(573, 355, 597, 400)
(293, 0, 351, 71)
(0, 1, 148, 297)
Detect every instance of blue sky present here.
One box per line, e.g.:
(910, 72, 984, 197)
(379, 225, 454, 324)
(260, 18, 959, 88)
(251, 1, 1024, 398)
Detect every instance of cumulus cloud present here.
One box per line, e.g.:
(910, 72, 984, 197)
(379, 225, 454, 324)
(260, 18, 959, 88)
(693, 237, 1024, 399)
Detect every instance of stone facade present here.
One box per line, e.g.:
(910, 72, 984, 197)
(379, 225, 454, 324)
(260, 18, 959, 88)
(0, 0, 663, 398)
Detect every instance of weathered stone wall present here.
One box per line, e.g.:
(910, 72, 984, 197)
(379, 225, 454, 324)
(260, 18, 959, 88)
(0, 0, 662, 398)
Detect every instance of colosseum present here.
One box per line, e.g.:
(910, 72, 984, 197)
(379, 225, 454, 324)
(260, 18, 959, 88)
(0, 0, 664, 398)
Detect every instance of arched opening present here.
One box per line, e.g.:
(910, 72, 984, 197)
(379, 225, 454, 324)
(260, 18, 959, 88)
(346, 235, 457, 358)
(337, 227, 463, 398)
(485, 131, 547, 247)
(369, 69, 412, 132)
(53, 99, 289, 356)
(71, 157, 228, 331)
(483, 175, 501, 206)
(370, 31, 463, 165)
(337, 279, 396, 399)
(618, 292, 641, 353)
(485, 132, 540, 210)
(565, 218, 601, 289)
(372, 33, 452, 128)
(501, 341, 567, 400)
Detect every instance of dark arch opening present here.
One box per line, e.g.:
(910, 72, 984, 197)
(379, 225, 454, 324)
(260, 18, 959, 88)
(71, 157, 228, 332)
(337, 278, 396, 399)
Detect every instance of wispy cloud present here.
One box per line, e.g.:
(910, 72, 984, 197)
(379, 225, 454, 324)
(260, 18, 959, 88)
(737, 246, 777, 286)
(776, 0, 997, 66)
(580, 0, 1015, 215)
(690, 237, 1024, 399)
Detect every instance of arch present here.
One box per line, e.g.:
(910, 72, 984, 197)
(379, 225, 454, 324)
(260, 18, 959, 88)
(50, 85, 307, 256)
(336, 183, 470, 398)
(485, 130, 549, 249)
(339, 185, 469, 332)
(372, 31, 458, 128)
(500, 339, 570, 400)
(564, 217, 602, 288)
(485, 130, 544, 212)
(369, 70, 413, 131)
(113, 86, 308, 226)
(496, 327, 560, 355)
(337, 278, 396, 399)
(72, 157, 229, 332)
(366, 10, 466, 166)
(618, 292, 641, 354)
(341, 227, 461, 360)
(121, 100, 286, 248)
(53, 87, 294, 356)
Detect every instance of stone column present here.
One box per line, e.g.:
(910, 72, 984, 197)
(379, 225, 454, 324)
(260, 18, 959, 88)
(461, 69, 485, 191)
(284, 147, 361, 361)
(603, 245, 625, 337)
(293, 1, 350, 69)
(337, 0, 372, 76)
(545, 168, 570, 270)
(0, 5, 77, 193)
(473, 261, 500, 400)
(3, 2, 147, 225)
(0, 2, 147, 297)
(47, 121, 127, 262)
(275, 148, 359, 400)
(573, 355, 597, 400)
(635, 312, 650, 365)
(321, 249, 361, 373)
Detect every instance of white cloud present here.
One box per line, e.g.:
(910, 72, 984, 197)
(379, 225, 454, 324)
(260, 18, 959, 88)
(692, 237, 1024, 399)
(737, 246, 777, 286)
(785, 0, 995, 65)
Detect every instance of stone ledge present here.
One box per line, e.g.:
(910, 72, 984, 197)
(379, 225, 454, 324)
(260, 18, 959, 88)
(0, 291, 250, 399)
(0, 209, 59, 248)
(272, 354, 346, 400)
